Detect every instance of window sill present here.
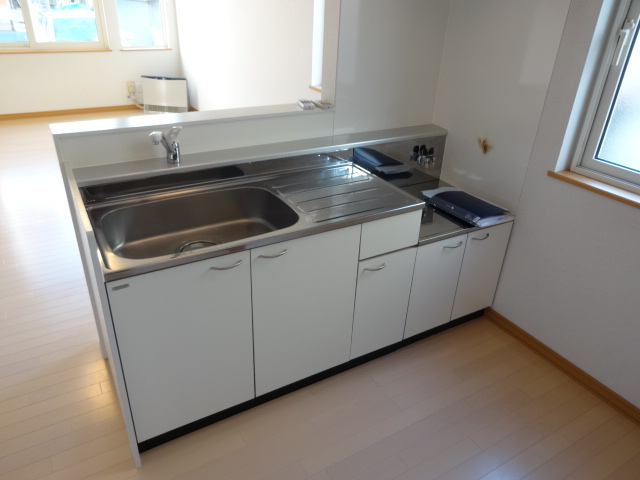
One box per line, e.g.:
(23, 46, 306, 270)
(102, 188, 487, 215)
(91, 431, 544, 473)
(0, 48, 111, 54)
(547, 170, 640, 209)
(120, 47, 172, 52)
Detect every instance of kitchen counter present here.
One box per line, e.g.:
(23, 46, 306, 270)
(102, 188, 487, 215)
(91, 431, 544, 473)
(56, 123, 515, 467)
(80, 154, 424, 281)
(349, 152, 514, 243)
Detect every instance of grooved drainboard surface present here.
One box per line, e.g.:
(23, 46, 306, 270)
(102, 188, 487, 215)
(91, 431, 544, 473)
(274, 165, 407, 223)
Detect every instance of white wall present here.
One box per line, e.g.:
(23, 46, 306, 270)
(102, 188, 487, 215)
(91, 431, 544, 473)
(493, 0, 640, 408)
(3, 0, 449, 135)
(332, 0, 450, 135)
(433, 0, 571, 213)
(175, 0, 451, 128)
(51, 0, 453, 170)
(433, 0, 640, 411)
(0, 0, 181, 115)
(175, 0, 314, 111)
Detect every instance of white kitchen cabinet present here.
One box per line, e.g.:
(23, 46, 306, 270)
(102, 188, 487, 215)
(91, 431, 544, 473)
(351, 247, 417, 359)
(404, 235, 468, 338)
(451, 222, 513, 320)
(252, 225, 361, 396)
(106, 251, 254, 443)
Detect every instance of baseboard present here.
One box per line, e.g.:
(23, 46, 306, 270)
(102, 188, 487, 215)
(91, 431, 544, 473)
(0, 105, 139, 121)
(485, 308, 640, 425)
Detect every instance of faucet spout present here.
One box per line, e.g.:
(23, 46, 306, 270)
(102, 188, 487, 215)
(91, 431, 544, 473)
(150, 126, 182, 164)
(166, 141, 180, 164)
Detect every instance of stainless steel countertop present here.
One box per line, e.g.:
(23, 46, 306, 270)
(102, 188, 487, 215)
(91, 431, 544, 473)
(84, 154, 425, 282)
(348, 167, 515, 245)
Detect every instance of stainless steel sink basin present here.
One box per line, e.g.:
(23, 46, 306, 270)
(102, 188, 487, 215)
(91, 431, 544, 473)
(89, 187, 300, 262)
(81, 165, 244, 204)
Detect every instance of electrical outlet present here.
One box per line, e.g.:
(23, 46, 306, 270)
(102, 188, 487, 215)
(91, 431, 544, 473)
(126, 81, 136, 94)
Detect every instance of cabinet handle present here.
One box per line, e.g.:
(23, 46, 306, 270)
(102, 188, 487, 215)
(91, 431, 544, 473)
(257, 249, 288, 259)
(209, 259, 243, 271)
(471, 233, 490, 241)
(363, 263, 386, 272)
(443, 241, 464, 250)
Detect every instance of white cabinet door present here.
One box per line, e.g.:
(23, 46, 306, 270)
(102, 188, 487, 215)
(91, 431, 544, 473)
(451, 222, 513, 320)
(351, 248, 416, 359)
(107, 251, 254, 443)
(252, 225, 361, 396)
(404, 235, 468, 338)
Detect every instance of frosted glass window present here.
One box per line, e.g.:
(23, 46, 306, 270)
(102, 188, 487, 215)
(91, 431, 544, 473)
(597, 31, 640, 172)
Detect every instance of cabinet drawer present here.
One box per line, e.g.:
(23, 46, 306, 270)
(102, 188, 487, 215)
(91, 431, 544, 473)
(360, 210, 421, 260)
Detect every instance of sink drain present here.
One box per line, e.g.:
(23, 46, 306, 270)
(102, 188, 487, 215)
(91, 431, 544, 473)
(177, 240, 218, 253)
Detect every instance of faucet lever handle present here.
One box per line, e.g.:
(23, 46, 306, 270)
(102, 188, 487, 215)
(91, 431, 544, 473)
(149, 131, 163, 145)
(167, 126, 182, 142)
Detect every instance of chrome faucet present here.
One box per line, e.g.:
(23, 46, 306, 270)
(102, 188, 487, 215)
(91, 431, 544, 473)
(150, 126, 182, 164)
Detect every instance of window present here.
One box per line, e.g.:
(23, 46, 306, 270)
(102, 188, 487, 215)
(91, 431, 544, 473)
(116, 0, 167, 49)
(311, 0, 325, 89)
(0, 0, 108, 51)
(573, 0, 640, 195)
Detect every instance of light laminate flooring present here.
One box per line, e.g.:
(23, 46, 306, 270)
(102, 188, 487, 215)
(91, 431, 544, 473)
(1, 113, 640, 480)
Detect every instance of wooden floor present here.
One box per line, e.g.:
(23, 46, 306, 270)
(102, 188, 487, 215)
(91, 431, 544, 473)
(1, 113, 640, 480)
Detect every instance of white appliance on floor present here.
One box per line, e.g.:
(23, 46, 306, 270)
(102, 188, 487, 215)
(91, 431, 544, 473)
(141, 75, 189, 113)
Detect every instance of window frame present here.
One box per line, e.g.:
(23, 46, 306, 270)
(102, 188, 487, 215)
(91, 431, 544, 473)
(571, 0, 640, 195)
(0, 0, 110, 53)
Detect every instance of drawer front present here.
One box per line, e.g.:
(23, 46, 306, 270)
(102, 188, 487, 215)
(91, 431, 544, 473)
(360, 210, 421, 260)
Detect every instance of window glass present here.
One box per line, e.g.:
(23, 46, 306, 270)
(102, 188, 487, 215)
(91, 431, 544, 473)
(28, 0, 99, 43)
(311, 0, 325, 87)
(574, 0, 640, 193)
(0, 0, 105, 50)
(596, 32, 640, 172)
(0, 2, 28, 43)
(116, 0, 166, 48)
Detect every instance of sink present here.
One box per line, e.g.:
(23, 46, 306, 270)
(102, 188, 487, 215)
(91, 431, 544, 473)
(81, 165, 245, 204)
(81, 156, 423, 280)
(89, 187, 299, 261)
